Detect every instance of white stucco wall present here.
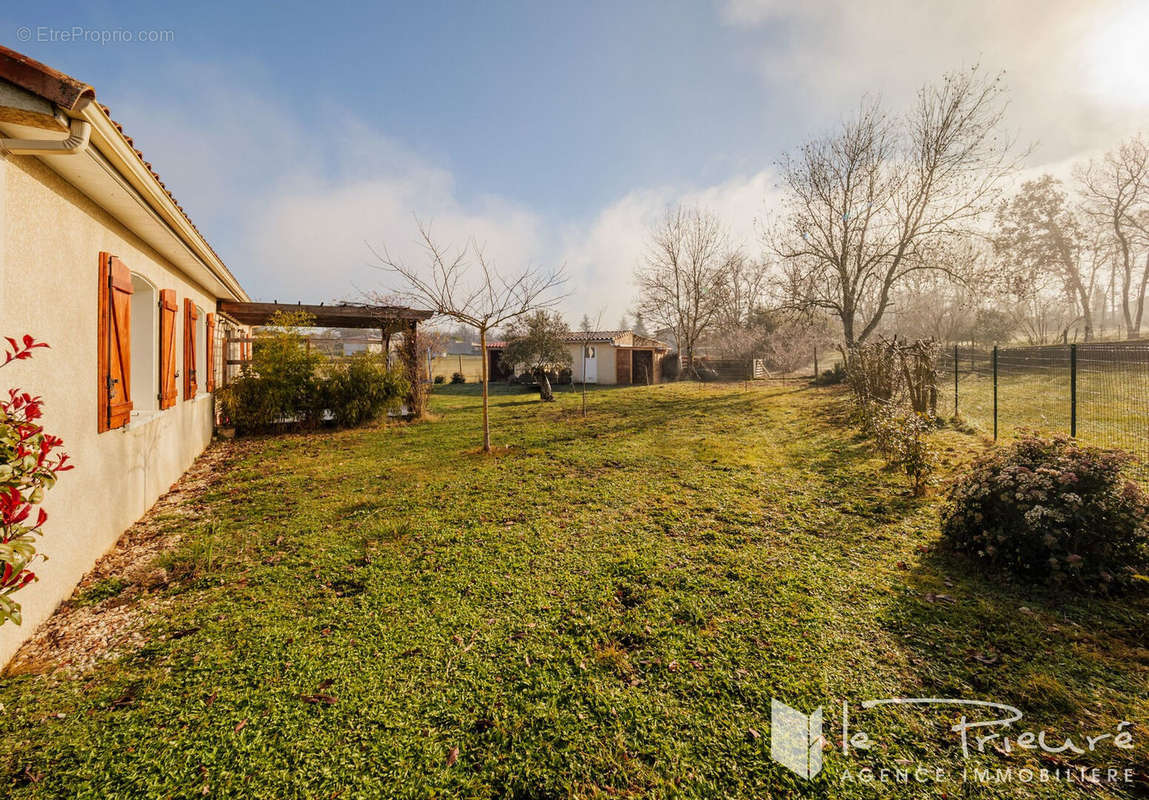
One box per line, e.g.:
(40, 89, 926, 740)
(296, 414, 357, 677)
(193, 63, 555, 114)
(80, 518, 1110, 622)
(569, 343, 620, 384)
(0, 155, 219, 665)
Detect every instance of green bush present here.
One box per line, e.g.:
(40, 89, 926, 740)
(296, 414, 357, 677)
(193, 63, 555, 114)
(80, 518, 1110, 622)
(450, 372, 466, 384)
(217, 311, 408, 433)
(813, 362, 846, 386)
(940, 435, 1149, 591)
(888, 411, 936, 496)
(218, 311, 323, 432)
(860, 401, 937, 495)
(322, 355, 409, 428)
(433, 375, 446, 385)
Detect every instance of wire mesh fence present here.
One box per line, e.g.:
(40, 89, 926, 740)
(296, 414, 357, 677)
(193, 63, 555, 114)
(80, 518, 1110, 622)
(937, 340, 1149, 479)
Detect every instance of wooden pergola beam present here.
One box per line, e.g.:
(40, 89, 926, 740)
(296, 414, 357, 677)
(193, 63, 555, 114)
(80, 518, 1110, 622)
(217, 300, 432, 332)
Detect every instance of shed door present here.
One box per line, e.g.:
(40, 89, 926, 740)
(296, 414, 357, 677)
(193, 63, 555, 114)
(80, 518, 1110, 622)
(633, 349, 653, 385)
(583, 345, 597, 383)
(616, 349, 631, 384)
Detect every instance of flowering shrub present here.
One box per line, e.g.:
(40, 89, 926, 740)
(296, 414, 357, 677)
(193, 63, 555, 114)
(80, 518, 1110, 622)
(940, 434, 1149, 591)
(2, 335, 72, 625)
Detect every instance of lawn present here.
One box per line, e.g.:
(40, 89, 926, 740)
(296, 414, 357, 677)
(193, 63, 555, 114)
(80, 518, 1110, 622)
(1, 382, 1146, 799)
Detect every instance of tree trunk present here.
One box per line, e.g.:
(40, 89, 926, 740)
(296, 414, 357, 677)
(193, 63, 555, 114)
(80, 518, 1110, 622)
(1133, 250, 1149, 339)
(581, 342, 588, 416)
(538, 369, 553, 401)
(480, 327, 491, 452)
(1076, 284, 1094, 342)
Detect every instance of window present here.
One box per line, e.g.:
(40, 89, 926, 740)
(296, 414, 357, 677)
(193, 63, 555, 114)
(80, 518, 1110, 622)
(97, 253, 133, 432)
(129, 273, 158, 415)
(584, 345, 596, 358)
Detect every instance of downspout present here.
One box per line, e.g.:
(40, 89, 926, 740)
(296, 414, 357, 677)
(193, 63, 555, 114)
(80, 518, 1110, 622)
(0, 115, 91, 157)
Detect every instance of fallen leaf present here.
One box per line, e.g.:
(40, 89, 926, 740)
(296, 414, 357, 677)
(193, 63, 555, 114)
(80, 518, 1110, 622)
(447, 746, 459, 766)
(234, 718, 247, 732)
(301, 694, 338, 705)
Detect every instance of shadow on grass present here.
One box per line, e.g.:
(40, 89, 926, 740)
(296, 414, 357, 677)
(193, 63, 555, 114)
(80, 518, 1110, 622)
(879, 537, 1149, 777)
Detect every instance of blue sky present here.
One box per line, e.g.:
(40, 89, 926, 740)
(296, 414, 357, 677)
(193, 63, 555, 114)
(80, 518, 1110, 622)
(7, 1, 1149, 322)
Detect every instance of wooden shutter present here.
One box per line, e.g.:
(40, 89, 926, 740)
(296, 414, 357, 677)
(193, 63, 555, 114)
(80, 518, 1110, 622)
(97, 253, 133, 432)
(205, 313, 216, 393)
(159, 289, 178, 409)
(184, 299, 198, 400)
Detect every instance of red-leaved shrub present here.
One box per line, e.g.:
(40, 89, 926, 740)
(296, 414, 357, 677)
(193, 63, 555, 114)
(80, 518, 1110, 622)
(1, 335, 72, 625)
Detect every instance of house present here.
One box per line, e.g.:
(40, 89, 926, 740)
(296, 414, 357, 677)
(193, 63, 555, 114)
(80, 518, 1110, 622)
(487, 330, 670, 385)
(0, 47, 254, 664)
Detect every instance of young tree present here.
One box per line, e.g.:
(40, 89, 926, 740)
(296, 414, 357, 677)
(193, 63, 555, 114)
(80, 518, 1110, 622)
(771, 66, 1018, 348)
(371, 221, 565, 452)
(501, 311, 572, 401)
(1076, 135, 1149, 338)
(994, 175, 1105, 341)
(635, 206, 734, 377)
(576, 309, 604, 417)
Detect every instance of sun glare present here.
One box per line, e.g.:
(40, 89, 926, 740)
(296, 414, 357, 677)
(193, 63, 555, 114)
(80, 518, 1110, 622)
(1082, 0, 1149, 107)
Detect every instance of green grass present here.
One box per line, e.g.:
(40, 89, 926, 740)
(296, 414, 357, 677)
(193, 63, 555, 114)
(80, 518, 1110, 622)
(1, 382, 1146, 798)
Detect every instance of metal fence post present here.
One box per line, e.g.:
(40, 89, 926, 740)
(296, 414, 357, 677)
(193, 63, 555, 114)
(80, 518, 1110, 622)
(1070, 343, 1077, 438)
(992, 345, 998, 441)
(953, 344, 959, 418)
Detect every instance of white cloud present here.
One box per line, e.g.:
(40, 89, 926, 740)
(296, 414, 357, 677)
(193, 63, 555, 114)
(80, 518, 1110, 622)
(113, 62, 782, 328)
(720, 0, 1149, 165)
(555, 171, 779, 325)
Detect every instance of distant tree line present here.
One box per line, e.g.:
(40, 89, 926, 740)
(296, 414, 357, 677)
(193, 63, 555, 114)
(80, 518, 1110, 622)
(633, 66, 1149, 363)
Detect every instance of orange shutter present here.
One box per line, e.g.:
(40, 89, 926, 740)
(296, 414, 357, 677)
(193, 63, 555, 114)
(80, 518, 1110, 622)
(97, 253, 134, 432)
(184, 299, 198, 400)
(205, 313, 216, 393)
(159, 290, 178, 409)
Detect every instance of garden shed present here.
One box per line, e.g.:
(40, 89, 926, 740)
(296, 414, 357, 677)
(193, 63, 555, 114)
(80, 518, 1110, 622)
(488, 330, 670, 385)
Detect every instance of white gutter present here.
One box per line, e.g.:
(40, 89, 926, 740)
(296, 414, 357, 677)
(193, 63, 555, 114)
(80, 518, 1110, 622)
(0, 114, 89, 156)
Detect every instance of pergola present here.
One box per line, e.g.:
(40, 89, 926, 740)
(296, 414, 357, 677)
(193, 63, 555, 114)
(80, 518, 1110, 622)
(217, 300, 434, 409)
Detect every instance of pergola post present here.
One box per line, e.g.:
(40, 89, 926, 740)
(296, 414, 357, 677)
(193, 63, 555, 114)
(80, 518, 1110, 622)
(401, 319, 425, 417)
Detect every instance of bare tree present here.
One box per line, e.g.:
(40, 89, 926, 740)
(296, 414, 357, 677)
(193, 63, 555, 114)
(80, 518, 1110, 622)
(716, 250, 771, 328)
(770, 66, 1018, 348)
(370, 221, 565, 452)
(1076, 135, 1149, 338)
(994, 175, 1106, 341)
(635, 206, 734, 377)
